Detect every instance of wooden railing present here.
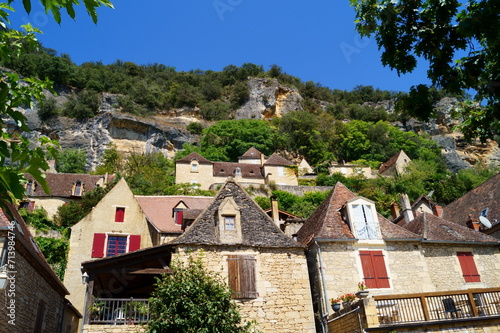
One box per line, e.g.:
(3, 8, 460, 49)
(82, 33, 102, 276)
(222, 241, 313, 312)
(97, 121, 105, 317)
(374, 288, 500, 325)
(88, 298, 149, 325)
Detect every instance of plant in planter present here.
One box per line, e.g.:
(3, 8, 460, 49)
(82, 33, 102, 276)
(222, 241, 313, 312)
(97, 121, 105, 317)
(89, 300, 105, 321)
(356, 281, 369, 298)
(340, 293, 357, 308)
(330, 297, 341, 312)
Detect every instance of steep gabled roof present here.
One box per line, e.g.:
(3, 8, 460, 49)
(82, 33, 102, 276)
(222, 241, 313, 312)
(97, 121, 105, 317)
(443, 173, 500, 228)
(402, 212, 499, 243)
(135, 196, 214, 233)
(213, 162, 264, 179)
(378, 150, 409, 174)
(176, 152, 212, 164)
(24, 173, 114, 197)
(296, 182, 419, 245)
(170, 179, 301, 248)
(264, 153, 294, 166)
(239, 147, 267, 160)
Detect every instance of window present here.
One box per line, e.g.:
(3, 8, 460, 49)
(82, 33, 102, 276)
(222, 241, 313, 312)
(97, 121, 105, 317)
(224, 216, 235, 230)
(457, 252, 481, 283)
(115, 207, 125, 222)
(191, 162, 198, 172)
(26, 180, 34, 195)
(359, 251, 390, 288)
(277, 167, 284, 177)
(174, 208, 184, 225)
(73, 181, 83, 196)
(235, 167, 242, 177)
(227, 255, 258, 299)
(33, 300, 46, 333)
(351, 204, 379, 239)
(106, 236, 127, 257)
(481, 208, 489, 217)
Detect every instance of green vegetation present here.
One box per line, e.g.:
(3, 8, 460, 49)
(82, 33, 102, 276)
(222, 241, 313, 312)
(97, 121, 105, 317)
(56, 148, 87, 173)
(351, 0, 500, 142)
(148, 255, 259, 333)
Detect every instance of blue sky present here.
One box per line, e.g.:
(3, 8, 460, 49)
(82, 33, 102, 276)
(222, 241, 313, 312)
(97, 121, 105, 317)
(10, 0, 432, 92)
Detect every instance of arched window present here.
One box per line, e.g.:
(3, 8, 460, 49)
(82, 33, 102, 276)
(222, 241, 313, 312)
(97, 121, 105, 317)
(72, 181, 83, 196)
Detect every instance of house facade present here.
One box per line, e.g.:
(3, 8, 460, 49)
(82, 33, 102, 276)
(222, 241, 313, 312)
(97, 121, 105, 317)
(170, 179, 316, 332)
(0, 204, 80, 333)
(175, 148, 299, 190)
(297, 182, 500, 332)
(378, 150, 411, 176)
(23, 173, 114, 218)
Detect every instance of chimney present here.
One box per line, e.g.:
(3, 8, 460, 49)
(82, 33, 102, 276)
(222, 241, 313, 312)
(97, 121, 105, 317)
(270, 196, 280, 226)
(390, 202, 400, 219)
(466, 214, 481, 231)
(399, 193, 414, 223)
(260, 153, 265, 166)
(432, 205, 443, 217)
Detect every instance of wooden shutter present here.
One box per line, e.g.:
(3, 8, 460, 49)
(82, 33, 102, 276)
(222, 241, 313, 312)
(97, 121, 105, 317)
(115, 207, 125, 222)
(227, 255, 258, 299)
(129, 235, 141, 252)
(360, 251, 390, 288)
(91, 233, 106, 258)
(175, 210, 184, 225)
(457, 252, 481, 283)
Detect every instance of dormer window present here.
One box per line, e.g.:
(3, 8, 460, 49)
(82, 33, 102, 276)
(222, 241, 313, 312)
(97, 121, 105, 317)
(26, 180, 35, 195)
(224, 216, 235, 230)
(174, 208, 184, 225)
(191, 160, 199, 173)
(74, 181, 83, 196)
(346, 198, 381, 240)
(235, 167, 241, 177)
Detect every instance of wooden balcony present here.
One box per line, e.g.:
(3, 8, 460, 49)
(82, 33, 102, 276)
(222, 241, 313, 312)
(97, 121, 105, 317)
(87, 298, 149, 325)
(374, 287, 500, 325)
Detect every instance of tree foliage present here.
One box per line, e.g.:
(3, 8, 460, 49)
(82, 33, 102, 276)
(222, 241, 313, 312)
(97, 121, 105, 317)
(147, 255, 254, 333)
(56, 148, 87, 173)
(351, 0, 500, 141)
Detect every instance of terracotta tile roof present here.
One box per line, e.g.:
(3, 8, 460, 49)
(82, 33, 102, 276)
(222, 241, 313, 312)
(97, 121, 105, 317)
(24, 173, 114, 198)
(239, 147, 267, 160)
(443, 173, 500, 228)
(170, 180, 302, 248)
(401, 212, 499, 243)
(378, 150, 404, 174)
(176, 152, 212, 164)
(135, 196, 213, 233)
(264, 153, 294, 166)
(213, 162, 264, 179)
(297, 182, 419, 245)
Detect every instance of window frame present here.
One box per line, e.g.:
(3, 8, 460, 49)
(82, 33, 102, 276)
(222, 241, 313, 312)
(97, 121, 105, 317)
(106, 235, 128, 257)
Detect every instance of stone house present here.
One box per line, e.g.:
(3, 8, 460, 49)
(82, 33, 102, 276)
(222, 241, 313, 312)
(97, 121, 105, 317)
(175, 147, 299, 190)
(328, 162, 374, 179)
(443, 172, 500, 237)
(0, 204, 80, 333)
(22, 173, 114, 218)
(169, 179, 316, 332)
(297, 182, 500, 332)
(378, 150, 411, 176)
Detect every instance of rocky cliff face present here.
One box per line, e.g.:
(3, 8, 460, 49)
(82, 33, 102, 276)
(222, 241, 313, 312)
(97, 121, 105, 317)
(19, 79, 500, 172)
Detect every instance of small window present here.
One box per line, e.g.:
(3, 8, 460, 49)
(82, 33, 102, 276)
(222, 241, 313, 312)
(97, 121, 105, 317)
(227, 255, 258, 299)
(115, 207, 125, 222)
(359, 251, 390, 288)
(224, 216, 235, 230)
(277, 166, 284, 177)
(457, 252, 481, 283)
(191, 162, 198, 172)
(235, 167, 242, 177)
(174, 208, 184, 225)
(72, 181, 83, 196)
(26, 180, 34, 195)
(106, 236, 127, 257)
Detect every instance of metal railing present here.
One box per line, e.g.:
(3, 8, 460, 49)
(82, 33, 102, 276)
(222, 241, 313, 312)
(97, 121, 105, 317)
(374, 288, 500, 325)
(88, 298, 149, 325)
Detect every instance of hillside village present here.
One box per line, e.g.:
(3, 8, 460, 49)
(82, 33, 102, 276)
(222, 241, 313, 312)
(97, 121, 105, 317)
(2, 143, 500, 333)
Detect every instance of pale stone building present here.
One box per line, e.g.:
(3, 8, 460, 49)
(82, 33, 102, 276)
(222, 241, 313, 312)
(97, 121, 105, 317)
(378, 150, 411, 176)
(329, 162, 374, 178)
(175, 147, 299, 190)
(22, 173, 114, 218)
(170, 179, 316, 332)
(0, 204, 80, 333)
(297, 182, 500, 332)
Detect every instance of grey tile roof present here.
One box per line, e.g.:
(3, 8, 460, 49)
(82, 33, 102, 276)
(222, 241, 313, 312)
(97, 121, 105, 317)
(170, 179, 302, 248)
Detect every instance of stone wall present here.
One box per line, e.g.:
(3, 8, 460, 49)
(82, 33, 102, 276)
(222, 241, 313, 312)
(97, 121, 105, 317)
(0, 235, 75, 333)
(83, 324, 146, 333)
(32, 197, 72, 219)
(276, 185, 333, 196)
(175, 162, 215, 190)
(174, 246, 316, 333)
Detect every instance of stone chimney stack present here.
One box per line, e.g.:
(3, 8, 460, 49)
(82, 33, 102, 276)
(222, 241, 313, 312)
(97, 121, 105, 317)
(466, 214, 481, 231)
(260, 152, 265, 166)
(390, 202, 400, 219)
(271, 196, 280, 226)
(433, 205, 444, 217)
(399, 193, 414, 223)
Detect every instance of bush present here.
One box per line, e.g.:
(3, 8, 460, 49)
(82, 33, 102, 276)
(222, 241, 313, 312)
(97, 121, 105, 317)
(187, 122, 203, 134)
(38, 97, 59, 121)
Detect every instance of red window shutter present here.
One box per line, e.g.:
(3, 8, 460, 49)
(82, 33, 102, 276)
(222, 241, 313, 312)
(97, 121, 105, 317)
(372, 251, 390, 288)
(91, 233, 106, 258)
(129, 235, 141, 252)
(457, 252, 481, 283)
(115, 207, 125, 222)
(360, 251, 377, 288)
(176, 210, 184, 225)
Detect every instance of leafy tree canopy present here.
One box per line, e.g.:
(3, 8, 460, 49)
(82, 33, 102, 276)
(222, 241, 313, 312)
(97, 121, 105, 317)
(351, 0, 500, 141)
(56, 148, 87, 173)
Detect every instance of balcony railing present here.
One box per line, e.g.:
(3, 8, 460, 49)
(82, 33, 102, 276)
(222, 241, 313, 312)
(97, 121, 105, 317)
(374, 288, 500, 325)
(88, 298, 150, 325)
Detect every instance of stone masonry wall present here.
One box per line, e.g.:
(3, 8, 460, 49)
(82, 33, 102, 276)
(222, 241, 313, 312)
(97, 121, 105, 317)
(174, 246, 316, 333)
(83, 324, 146, 333)
(0, 242, 68, 333)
